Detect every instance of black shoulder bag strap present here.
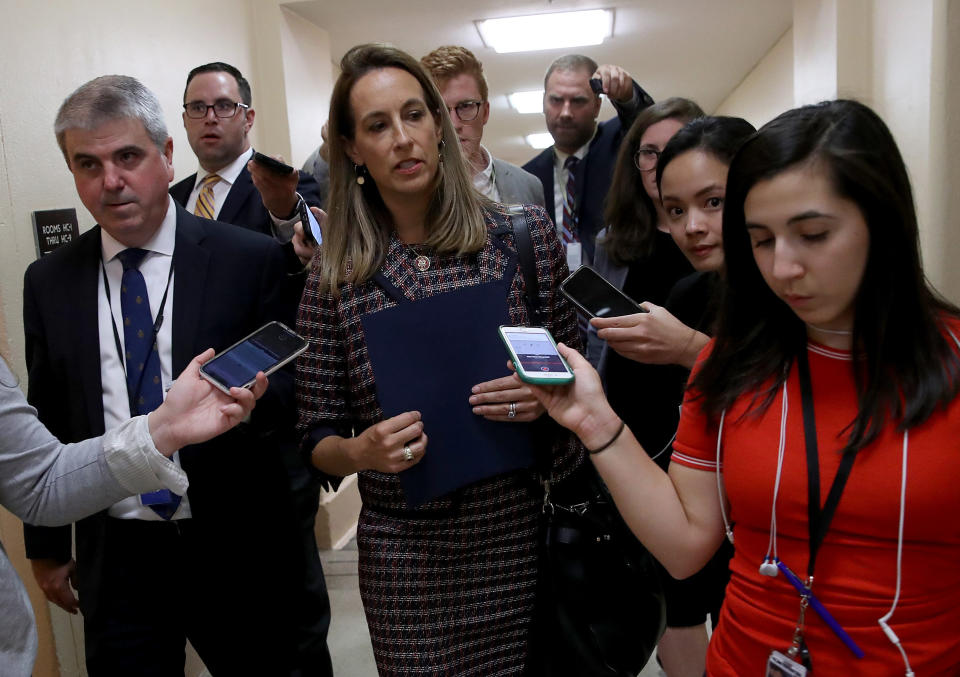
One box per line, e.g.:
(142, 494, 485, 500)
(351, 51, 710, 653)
(503, 205, 555, 483)
(506, 205, 544, 327)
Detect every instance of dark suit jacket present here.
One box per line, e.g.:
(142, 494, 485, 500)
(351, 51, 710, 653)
(169, 157, 323, 239)
(22, 204, 302, 618)
(522, 81, 653, 262)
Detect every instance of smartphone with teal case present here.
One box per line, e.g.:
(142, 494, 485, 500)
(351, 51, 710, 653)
(498, 326, 575, 385)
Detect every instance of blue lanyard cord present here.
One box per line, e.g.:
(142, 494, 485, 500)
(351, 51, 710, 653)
(776, 559, 865, 658)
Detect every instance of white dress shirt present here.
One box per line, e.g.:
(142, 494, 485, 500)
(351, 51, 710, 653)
(185, 147, 255, 218)
(98, 198, 192, 520)
(185, 147, 299, 242)
(472, 145, 501, 203)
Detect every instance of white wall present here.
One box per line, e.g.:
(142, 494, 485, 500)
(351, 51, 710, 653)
(714, 28, 794, 127)
(0, 1, 334, 673)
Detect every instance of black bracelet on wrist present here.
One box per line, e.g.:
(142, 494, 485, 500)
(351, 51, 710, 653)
(586, 420, 625, 455)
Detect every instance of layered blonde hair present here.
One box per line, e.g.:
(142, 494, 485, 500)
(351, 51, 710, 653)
(318, 43, 488, 294)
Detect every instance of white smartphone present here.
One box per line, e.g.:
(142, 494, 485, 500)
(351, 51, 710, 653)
(199, 321, 308, 394)
(498, 326, 575, 385)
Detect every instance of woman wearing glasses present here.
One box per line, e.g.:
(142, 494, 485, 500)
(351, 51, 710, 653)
(297, 44, 581, 674)
(586, 97, 709, 676)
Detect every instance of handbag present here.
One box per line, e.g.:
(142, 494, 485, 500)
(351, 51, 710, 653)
(507, 206, 666, 676)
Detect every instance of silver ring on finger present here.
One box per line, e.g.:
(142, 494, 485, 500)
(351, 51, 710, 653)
(403, 445, 414, 462)
(508, 402, 517, 419)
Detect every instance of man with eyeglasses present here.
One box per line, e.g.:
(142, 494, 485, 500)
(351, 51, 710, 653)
(523, 54, 653, 267)
(421, 46, 544, 208)
(171, 62, 333, 677)
(172, 63, 322, 268)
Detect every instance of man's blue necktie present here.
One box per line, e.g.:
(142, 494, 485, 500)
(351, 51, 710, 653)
(117, 248, 181, 520)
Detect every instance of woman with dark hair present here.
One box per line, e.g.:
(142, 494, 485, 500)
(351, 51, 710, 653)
(588, 97, 703, 368)
(523, 99, 960, 675)
(585, 97, 703, 676)
(604, 115, 754, 677)
(297, 43, 581, 674)
(588, 99, 702, 453)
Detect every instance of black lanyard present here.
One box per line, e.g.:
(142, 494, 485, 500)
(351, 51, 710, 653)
(101, 254, 174, 415)
(797, 346, 858, 580)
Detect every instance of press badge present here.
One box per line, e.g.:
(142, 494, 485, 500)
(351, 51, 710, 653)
(766, 650, 808, 677)
(565, 242, 582, 271)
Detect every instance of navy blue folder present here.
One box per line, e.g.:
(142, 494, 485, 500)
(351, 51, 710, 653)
(361, 281, 534, 507)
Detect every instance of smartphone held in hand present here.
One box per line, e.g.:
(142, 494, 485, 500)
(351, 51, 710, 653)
(559, 265, 645, 318)
(199, 321, 308, 393)
(499, 326, 575, 385)
(252, 151, 295, 175)
(298, 199, 323, 246)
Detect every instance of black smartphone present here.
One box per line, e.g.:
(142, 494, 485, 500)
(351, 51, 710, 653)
(589, 77, 603, 96)
(559, 265, 646, 318)
(199, 321, 308, 393)
(252, 151, 295, 175)
(298, 199, 323, 247)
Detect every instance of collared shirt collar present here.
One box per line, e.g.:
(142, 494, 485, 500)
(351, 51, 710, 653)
(100, 196, 176, 263)
(472, 145, 499, 200)
(195, 146, 254, 188)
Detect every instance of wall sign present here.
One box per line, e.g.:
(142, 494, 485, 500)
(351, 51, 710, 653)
(32, 208, 78, 257)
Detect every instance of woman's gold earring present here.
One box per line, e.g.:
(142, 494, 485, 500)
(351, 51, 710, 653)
(354, 163, 366, 185)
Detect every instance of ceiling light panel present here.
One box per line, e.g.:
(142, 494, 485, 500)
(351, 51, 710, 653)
(476, 9, 614, 54)
(525, 133, 555, 149)
(508, 90, 544, 114)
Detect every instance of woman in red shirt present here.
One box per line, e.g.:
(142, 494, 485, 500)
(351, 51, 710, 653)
(524, 99, 960, 676)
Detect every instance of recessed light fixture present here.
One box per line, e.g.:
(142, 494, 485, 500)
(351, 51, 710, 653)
(476, 9, 614, 54)
(525, 133, 555, 149)
(508, 90, 544, 115)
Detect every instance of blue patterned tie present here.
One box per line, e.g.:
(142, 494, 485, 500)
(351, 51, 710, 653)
(117, 248, 181, 520)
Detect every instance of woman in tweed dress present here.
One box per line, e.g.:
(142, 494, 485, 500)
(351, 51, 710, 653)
(296, 44, 583, 675)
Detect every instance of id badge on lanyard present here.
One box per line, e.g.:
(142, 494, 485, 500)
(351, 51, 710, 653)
(565, 242, 582, 271)
(768, 348, 864, 674)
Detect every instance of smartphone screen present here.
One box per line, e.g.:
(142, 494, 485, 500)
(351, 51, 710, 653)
(200, 321, 307, 391)
(298, 199, 323, 246)
(502, 328, 571, 379)
(560, 266, 644, 318)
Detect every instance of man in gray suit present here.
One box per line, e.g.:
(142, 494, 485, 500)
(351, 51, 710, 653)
(422, 46, 545, 208)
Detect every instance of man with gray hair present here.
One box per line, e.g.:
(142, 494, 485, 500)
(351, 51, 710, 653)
(523, 54, 653, 267)
(23, 74, 308, 675)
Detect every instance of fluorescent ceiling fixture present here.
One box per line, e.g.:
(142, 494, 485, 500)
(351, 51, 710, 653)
(508, 90, 544, 115)
(526, 133, 554, 149)
(476, 9, 614, 54)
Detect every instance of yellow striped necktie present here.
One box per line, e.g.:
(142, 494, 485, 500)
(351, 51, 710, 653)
(193, 173, 221, 219)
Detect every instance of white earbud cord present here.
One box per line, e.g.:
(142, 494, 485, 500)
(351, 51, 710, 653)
(715, 410, 733, 544)
(760, 381, 789, 574)
(877, 430, 913, 677)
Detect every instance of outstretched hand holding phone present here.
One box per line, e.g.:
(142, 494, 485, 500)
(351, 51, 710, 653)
(512, 342, 621, 452)
(248, 152, 299, 218)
